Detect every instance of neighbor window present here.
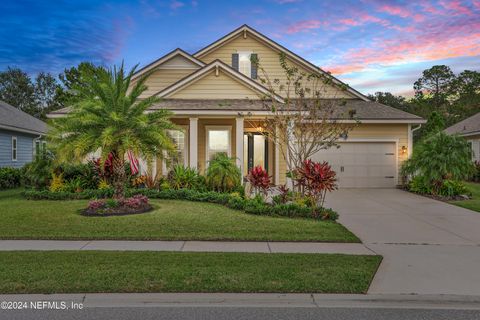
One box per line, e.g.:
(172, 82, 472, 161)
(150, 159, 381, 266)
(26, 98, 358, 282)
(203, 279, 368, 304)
(167, 129, 188, 167)
(238, 51, 252, 77)
(12, 136, 17, 161)
(206, 127, 231, 163)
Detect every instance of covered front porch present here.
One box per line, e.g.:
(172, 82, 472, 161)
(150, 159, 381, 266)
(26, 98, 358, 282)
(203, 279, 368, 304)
(155, 116, 284, 185)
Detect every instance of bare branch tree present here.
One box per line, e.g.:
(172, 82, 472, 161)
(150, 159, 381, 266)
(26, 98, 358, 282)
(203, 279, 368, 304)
(247, 53, 359, 190)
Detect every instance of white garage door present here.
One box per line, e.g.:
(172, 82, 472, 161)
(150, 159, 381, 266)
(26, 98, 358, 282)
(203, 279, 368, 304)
(310, 142, 397, 188)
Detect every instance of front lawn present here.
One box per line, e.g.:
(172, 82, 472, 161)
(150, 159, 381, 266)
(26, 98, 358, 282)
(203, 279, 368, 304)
(450, 182, 480, 213)
(0, 251, 380, 294)
(0, 189, 358, 242)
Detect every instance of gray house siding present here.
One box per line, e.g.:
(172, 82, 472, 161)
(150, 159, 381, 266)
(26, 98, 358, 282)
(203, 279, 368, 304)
(0, 129, 37, 168)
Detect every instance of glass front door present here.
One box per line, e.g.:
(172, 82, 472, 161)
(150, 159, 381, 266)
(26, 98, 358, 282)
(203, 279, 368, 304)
(244, 133, 268, 174)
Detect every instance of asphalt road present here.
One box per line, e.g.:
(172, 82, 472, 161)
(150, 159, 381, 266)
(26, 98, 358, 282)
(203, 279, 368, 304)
(2, 307, 480, 320)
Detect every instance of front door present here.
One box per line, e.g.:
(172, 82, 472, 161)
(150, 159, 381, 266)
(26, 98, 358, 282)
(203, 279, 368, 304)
(244, 133, 268, 174)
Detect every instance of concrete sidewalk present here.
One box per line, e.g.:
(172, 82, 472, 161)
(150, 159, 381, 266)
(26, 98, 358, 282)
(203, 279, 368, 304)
(0, 240, 375, 255)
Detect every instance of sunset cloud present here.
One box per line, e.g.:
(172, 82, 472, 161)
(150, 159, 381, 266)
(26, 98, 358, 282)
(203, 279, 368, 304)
(286, 19, 325, 33)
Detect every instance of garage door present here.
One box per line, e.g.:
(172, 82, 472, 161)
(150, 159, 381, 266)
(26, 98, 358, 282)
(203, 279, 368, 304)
(310, 142, 397, 188)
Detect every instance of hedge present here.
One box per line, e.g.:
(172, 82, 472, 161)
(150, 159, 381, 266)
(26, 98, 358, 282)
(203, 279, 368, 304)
(21, 188, 338, 221)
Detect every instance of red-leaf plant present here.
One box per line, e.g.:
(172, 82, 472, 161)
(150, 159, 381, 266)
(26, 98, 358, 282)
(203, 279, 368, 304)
(294, 159, 337, 210)
(246, 165, 271, 197)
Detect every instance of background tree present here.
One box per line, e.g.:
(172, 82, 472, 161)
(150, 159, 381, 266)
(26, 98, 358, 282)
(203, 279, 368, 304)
(368, 92, 410, 111)
(0, 67, 36, 113)
(57, 62, 99, 104)
(414, 65, 455, 109)
(252, 53, 357, 190)
(0, 67, 64, 119)
(49, 63, 175, 198)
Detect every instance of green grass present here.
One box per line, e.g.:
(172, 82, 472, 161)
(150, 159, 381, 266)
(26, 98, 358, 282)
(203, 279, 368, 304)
(0, 189, 358, 242)
(450, 182, 480, 213)
(0, 251, 381, 294)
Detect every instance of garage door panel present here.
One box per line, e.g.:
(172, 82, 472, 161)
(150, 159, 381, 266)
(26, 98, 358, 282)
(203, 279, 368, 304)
(310, 142, 397, 188)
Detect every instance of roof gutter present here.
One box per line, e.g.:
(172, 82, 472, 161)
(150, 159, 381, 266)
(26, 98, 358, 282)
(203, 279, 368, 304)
(0, 124, 46, 136)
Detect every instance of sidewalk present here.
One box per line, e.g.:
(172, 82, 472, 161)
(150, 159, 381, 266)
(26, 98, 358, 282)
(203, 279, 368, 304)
(0, 240, 374, 255)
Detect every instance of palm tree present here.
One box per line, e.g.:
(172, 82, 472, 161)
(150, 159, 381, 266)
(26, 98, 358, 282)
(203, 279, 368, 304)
(49, 63, 175, 198)
(206, 153, 241, 192)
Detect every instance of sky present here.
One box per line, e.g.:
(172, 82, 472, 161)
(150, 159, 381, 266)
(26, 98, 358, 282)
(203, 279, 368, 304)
(0, 0, 479, 97)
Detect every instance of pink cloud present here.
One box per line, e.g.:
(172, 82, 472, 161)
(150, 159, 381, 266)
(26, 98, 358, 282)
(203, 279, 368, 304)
(170, 0, 184, 10)
(339, 18, 361, 26)
(325, 16, 480, 75)
(378, 4, 425, 22)
(286, 19, 326, 33)
(439, 0, 473, 15)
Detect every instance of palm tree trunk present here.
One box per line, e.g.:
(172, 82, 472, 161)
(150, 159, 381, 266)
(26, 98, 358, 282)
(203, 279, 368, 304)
(112, 151, 126, 198)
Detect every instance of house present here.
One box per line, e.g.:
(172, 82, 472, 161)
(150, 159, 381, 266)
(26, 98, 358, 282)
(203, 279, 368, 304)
(0, 100, 47, 167)
(445, 112, 480, 162)
(48, 25, 425, 188)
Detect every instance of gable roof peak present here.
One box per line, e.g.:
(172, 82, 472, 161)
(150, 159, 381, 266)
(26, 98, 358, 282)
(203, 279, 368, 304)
(193, 24, 369, 101)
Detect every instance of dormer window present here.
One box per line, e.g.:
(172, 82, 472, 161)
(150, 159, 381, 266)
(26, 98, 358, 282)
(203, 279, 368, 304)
(232, 52, 258, 79)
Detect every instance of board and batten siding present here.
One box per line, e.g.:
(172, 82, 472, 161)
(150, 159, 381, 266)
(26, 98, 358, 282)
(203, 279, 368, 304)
(0, 129, 36, 168)
(277, 124, 409, 185)
(167, 69, 260, 100)
(197, 32, 355, 99)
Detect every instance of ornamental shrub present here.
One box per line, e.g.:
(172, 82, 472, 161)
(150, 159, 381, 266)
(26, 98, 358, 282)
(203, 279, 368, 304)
(402, 132, 474, 194)
(294, 160, 337, 209)
(206, 153, 241, 192)
(246, 165, 271, 196)
(0, 167, 23, 189)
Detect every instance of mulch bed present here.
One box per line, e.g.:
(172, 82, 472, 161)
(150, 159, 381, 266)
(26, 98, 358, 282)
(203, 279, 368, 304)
(81, 204, 153, 217)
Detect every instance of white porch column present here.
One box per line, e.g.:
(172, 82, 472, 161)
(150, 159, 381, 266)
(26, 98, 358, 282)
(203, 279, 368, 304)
(189, 118, 198, 169)
(235, 117, 244, 182)
(274, 125, 280, 185)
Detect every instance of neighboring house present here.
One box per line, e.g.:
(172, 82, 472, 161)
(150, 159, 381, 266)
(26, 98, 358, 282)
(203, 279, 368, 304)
(0, 100, 48, 168)
(48, 25, 425, 188)
(445, 112, 480, 162)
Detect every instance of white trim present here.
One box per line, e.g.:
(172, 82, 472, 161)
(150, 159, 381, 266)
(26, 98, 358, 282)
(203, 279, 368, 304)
(0, 124, 45, 136)
(11, 136, 17, 161)
(132, 49, 205, 81)
(407, 124, 413, 158)
(163, 126, 189, 171)
(205, 125, 232, 166)
(274, 125, 280, 185)
(189, 118, 198, 169)
(458, 131, 480, 138)
(235, 118, 244, 182)
(193, 25, 369, 101)
(332, 138, 399, 186)
(155, 60, 284, 103)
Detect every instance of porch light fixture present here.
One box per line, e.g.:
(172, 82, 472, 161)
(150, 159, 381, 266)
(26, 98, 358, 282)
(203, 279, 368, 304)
(401, 146, 407, 154)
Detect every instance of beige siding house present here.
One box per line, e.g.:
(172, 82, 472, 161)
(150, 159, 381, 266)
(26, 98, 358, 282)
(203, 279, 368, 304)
(50, 25, 425, 188)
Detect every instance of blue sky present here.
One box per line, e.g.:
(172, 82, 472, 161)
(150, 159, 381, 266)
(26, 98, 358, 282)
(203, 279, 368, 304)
(0, 0, 479, 96)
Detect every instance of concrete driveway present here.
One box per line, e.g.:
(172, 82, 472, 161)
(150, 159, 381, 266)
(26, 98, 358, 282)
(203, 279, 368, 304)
(325, 188, 480, 295)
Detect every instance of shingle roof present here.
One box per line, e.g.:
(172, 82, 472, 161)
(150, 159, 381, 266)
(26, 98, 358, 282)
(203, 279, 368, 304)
(49, 99, 424, 121)
(0, 100, 47, 135)
(149, 99, 424, 120)
(445, 112, 480, 136)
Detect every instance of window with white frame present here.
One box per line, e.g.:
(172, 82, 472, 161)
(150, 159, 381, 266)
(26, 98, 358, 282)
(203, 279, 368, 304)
(238, 51, 252, 77)
(12, 136, 17, 161)
(206, 126, 231, 163)
(167, 128, 188, 168)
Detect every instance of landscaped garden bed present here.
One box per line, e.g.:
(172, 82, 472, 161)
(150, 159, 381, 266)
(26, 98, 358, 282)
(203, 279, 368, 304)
(82, 194, 153, 216)
(0, 251, 381, 294)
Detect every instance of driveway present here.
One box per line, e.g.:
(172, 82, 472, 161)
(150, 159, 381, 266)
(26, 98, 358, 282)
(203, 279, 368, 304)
(325, 188, 480, 295)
